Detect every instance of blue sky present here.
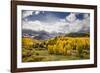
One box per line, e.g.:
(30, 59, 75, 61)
(22, 10, 90, 33)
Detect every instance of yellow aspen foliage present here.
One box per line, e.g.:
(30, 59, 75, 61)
(47, 36, 89, 56)
(47, 45, 54, 54)
(22, 37, 33, 49)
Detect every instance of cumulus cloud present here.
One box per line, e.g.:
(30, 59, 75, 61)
(84, 13, 89, 18)
(22, 20, 68, 33)
(22, 11, 34, 18)
(65, 13, 90, 33)
(22, 11, 41, 18)
(34, 11, 40, 15)
(22, 12, 90, 34)
(66, 13, 76, 22)
(81, 14, 90, 31)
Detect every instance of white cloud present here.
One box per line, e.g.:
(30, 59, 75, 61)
(22, 20, 44, 31)
(22, 13, 90, 34)
(22, 20, 68, 33)
(84, 13, 89, 18)
(22, 11, 40, 19)
(66, 13, 76, 22)
(22, 11, 34, 18)
(65, 13, 90, 33)
(34, 11, 40, 15)
(82, 15, 90, 31)
(69, 19, 82, 32)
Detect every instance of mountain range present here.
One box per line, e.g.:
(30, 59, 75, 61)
(22, 29, 89, 40)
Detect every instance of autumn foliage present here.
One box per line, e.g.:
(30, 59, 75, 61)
(22, 36, 90, 62)
(47, 36, 90, 57)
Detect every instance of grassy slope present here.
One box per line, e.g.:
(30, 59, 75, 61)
(22, 50, 89, 62)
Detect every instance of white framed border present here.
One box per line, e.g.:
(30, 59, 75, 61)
(17, 5, 94, 68)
